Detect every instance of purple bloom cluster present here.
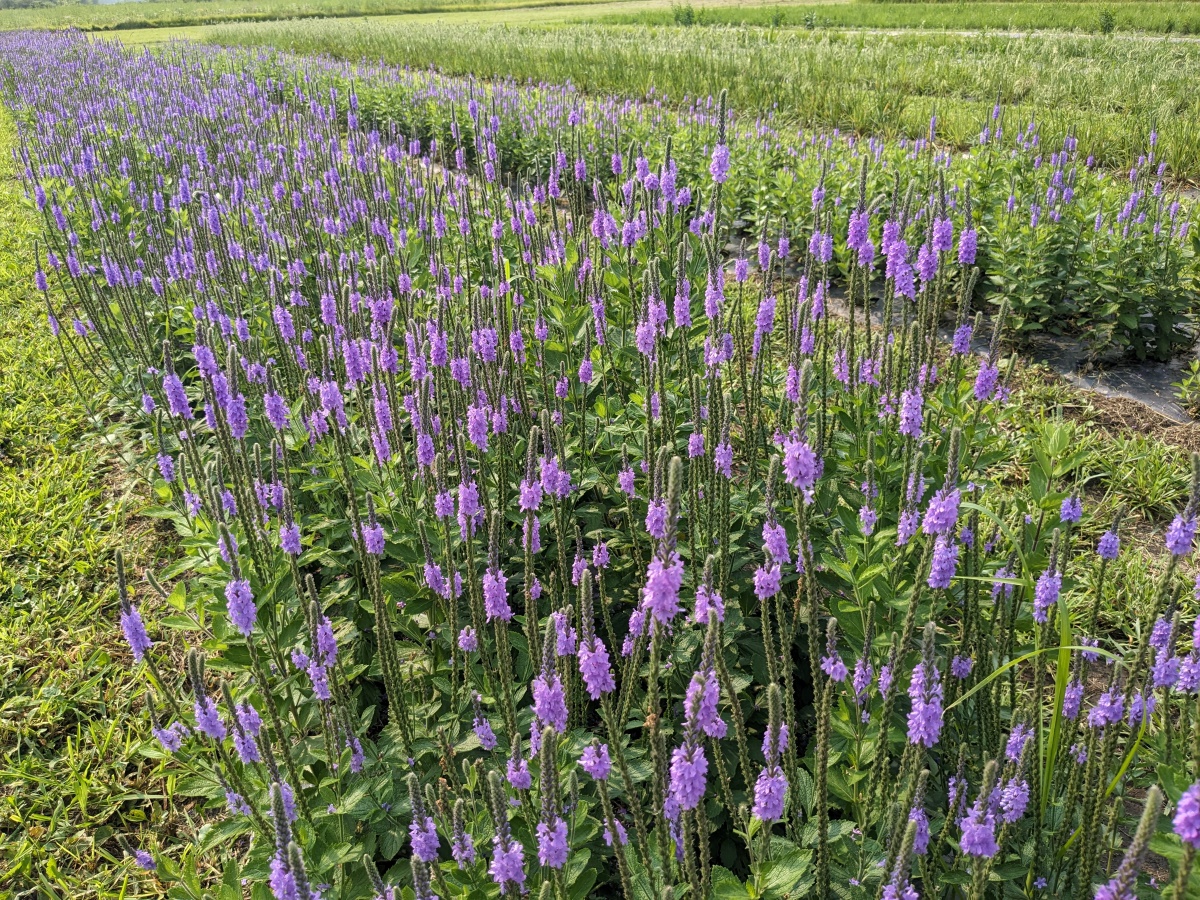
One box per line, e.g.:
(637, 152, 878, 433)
(669, 743, 708, 811)
(120, 601, 152, 662)
(1176, 782, 1200, 848)
(907, 661, 944, 748)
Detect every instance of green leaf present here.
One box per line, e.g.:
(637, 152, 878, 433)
(763, 849, 813, 898)
(1029, 464, 1048, 501)
(711, 865, 750, 900)
(157, 613, 197, 630)
(854, 563, 887, 591)
(794, 767, 815, 815)
(380, 827, 402, 861)
(992, 861, 1027, 880)
(167, 579, 187, 609)
(1158, 763, 1189, 803)
(567, 854, 597, 900)
(340, 782, 375, 816)
(937, 870, 972, 885)
(220, 857, 243, 900)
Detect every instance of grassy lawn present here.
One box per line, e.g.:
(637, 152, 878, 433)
(0, 109, 188, 899)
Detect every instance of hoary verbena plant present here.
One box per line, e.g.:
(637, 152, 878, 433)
(4, 30, 1200, 900)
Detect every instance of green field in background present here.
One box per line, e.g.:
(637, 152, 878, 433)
(202, 19, 1200, 176)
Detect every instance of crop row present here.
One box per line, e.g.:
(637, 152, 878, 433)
(210, 26, 1200, 359)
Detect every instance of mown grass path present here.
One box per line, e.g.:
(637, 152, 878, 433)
(0, 108, 184, 899)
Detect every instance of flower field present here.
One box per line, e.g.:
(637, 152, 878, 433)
(2, 23, 1200, 900)
(207, 23, 1200, 357)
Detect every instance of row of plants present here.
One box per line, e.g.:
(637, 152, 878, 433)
(0, 0, 613, 32)
(3, 28, 1200, 900)
(620, 2, 1200, 36)
(207, 23, 1200, 360)
(206, 21, 1200, 179)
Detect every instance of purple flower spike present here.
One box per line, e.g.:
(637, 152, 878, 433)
(120, 602, 152, 662)
(1166, 515, 1196, 556)
(578, 637, 615, 699)
(928, 535, 959, 589)
(709, 144, 730, 184)
(898, 389, 923, 438)
(490, 837, 526, 890)
(483, 568, 511, 622)
(1175, 782, 1200, 848)
(224, 579, 255, 637)
(668, 742, 707, 811)
(1060, 496, 1083, 523)
(536, 818, 568, 869)
(751, 766, 787, 822)
(1097, 530, 1120, 560)
(960, 799, 998, 858)
(580, 743, 611, 780)
(410, 815, 439, 863)
(906, 661, 944, 748)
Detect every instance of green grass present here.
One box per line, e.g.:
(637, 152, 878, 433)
(0, 109, 188, 898)
(88, 0, 1200, 47)
(991, 369, 1194, 633)
(107, 0, 796, 42)
(49, 0, 1200, 41)
(206, 20, 1200, 175)
(0, 0, 616, 32)
(54, 0, 1200, 43)
(597, 1, 1200, 34)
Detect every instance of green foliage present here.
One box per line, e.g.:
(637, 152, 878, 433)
(1174, 359, 1200, 418)
(670, 1, 700, 27)
(0, 111, 189, 897)
(593, 1, 1200, 36)
(0, 0, 614, 33)
(207, 27, 1200, 353)
(206, 19, 1200, 179)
